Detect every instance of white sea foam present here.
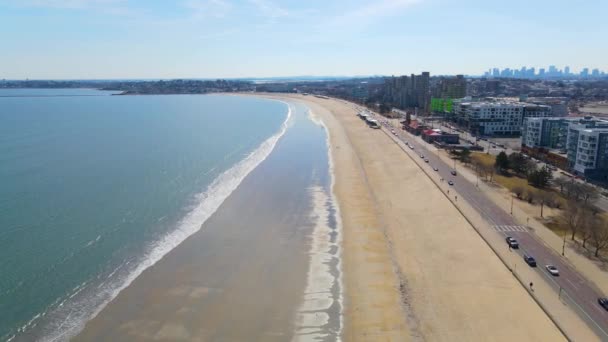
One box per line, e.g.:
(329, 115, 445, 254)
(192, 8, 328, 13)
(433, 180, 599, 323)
(31, 102, 293, 342)
(292, 107, 344, 342)
(293, 185, 342, 342)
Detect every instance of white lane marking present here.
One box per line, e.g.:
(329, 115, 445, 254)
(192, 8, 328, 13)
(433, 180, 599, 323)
(566, 278, 580, 290)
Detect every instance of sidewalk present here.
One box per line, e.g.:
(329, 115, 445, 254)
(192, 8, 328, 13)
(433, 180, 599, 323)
(387, 120, 608, 297)
(381, 122, 602, 341)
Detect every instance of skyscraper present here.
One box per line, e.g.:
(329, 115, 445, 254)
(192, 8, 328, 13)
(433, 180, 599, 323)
(538, 68, 545, 77)
(564, 66, 570, 75)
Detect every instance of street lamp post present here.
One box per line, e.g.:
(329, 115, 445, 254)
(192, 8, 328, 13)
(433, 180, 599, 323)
(510, 195, 514, 215)
(562, 232, 566, 256)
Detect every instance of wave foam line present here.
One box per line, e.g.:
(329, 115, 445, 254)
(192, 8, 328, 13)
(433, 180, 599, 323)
(36, 103, 292, 342)
(293, 107, 344, 342)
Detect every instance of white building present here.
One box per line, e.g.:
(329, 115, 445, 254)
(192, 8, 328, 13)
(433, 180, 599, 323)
(567, 122, 608, 176)
(453, 100, 551, 136)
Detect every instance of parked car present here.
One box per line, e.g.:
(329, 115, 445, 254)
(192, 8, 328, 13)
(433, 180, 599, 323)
(545, 265, 559, 276)
(451, 170, 457, 176)
(523, 254, 537, 267)
(506, 236, 519, 249)
(425, 159, 429, 163)
(598, 298, 608, 311)
(420, 154, 424, 158)
(433, 167, 438, 171)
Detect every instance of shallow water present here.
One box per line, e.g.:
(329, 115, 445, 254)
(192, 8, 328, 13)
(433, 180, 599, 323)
(0, 90, 288, 341)
(74, 100, 343, 341)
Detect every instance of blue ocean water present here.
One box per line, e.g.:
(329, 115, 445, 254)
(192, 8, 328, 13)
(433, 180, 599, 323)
(0, 90, 288, 340)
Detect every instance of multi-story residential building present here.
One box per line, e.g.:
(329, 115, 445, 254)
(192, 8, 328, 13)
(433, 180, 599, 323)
(522, 117, 570, 150)
(522, 116, 608, 180)
(432, 75, 467, 99)
(452, 99, 551, 136)
(453, 101, 524, 135)
(567, 119, 608, 179)
(526, 97, 568, 117)
(523, 104, 552, 119)
(385, 72, 430, 113)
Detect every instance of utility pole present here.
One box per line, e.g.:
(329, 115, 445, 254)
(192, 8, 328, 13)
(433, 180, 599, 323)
(562, 233, 566, 256)
(510, 195, 514, 215)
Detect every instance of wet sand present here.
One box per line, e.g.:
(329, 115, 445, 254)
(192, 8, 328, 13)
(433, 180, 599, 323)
(75, 101, 342, 341)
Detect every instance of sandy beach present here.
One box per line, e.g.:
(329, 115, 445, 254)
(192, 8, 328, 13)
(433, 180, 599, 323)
(272, 94, 566, 341)
(73, 93, 566, 342)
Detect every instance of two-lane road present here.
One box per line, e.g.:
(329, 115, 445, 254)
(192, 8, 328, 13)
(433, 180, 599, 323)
(378, 119, 608, 340)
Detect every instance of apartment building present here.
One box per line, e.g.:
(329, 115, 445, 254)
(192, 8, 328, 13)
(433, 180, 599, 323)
(385, 72, 430, 113)
(452, 100, 550, 136)
(567, 121, 608, 179)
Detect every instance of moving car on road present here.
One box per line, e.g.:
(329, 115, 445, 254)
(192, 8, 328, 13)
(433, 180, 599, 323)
(451, 170, 457, 176)
(433, 167, 438, 171)
(546, 265, 559, 276)
(448, 180, 454, 186)
(523, 254, 537, 267)
(506, 236, 519, 249)
(599, 298, 608, 311)
(425, 159, 429, 163)
(420, 154, 424, 158)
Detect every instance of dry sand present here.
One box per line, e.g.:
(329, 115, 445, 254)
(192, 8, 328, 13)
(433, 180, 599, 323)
(274, 94, 566, 341)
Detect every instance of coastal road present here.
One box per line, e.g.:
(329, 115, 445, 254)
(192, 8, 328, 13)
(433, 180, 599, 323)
(376, 118, 608, 340)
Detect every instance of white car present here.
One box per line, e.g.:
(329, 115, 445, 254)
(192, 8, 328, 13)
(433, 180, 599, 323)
(545, 265, 559, 276)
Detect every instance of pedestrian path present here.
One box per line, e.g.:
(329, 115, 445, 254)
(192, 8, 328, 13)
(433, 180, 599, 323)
(493, 225, 528, 232)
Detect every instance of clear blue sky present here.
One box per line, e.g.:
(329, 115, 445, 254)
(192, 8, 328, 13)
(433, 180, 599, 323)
(1, 0, 606, 79)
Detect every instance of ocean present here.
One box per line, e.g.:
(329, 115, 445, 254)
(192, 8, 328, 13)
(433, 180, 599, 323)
(0, 90, 293, 340)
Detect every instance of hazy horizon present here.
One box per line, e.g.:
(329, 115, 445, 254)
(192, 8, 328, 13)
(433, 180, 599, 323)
(1, 0, 607, 79)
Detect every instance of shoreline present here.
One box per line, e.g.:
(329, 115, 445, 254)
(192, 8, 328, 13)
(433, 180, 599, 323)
(72, 97, 343, 341)
(11, 95, 293, 342)
(267, 94, 567, 341)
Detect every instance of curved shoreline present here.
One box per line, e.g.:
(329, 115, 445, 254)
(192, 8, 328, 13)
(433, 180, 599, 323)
(14, 98, 293, 342)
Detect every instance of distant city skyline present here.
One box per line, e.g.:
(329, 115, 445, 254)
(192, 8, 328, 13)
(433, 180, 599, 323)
(1, 0, 608, 79)
(483, 65, 607, 79)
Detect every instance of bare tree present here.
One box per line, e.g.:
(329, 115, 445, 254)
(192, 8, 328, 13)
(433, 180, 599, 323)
(553, 177, 568, 194)
(537, 191, 555, 218)
(579, 211, 596, 249)
(590, 221, 608, 257)
(481, 164, 494, 182)
(579, 183, 599, 205)
(525, 189, 536, 204)
(512, 186, 525, 199)
(560, 201, 585, 240)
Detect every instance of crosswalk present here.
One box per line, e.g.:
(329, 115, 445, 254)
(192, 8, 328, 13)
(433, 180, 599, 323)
(493, 225, 528, 232)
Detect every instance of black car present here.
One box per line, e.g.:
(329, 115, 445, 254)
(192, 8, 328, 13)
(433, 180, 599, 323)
(599, 298, 608, 311)
(523, 254, 537, 267)
(451, 170, 457, 176)
(506, 236, 519, 249)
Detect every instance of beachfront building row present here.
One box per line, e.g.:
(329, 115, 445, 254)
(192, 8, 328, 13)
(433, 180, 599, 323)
(451, 99, 552, 136)
(384, 72, 431, 113)
(522, 116, 608, 181)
